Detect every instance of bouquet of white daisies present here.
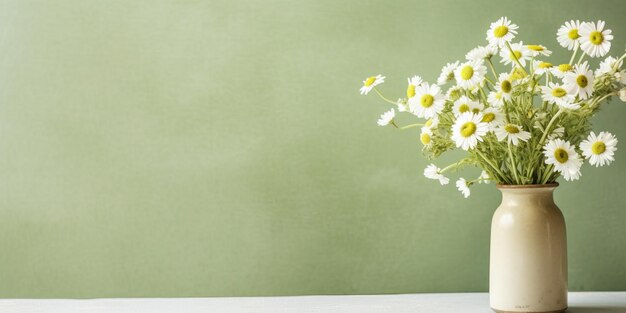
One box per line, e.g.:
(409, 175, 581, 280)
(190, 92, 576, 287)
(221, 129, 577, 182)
(359, 17, 626, 198)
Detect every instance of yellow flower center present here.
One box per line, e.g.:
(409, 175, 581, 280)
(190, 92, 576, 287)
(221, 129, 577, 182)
(589, 31, 604, 45)
(552, 87, 567, 98)
(472, 108, 481, 114)
(558, 64, 572, 72)
(364, 76, 376, 87)
(482, 113, 496, 123)
(460, 66, 474, 80)
(504, 124, 520, 134)
(420, 133, 431, 145)
(458, 104, 470, 113)
(494, 25, 509, 38)
(407, 84, 416, 98)
(576, 75, 588, 88)
(527, 45, 544, 51)
(554, 148, 569, 163)
(425, 119, 433, 127)
(591, 141, 606, 154)
(509, 50, 522, 61)
(501, 80, 512, 93)
(538, 62, 553, 69)
(568, 28, 580, 40)
(421, 94, 434, 108)
(511, 67, 526, 80)
(460, 122, 477, 138)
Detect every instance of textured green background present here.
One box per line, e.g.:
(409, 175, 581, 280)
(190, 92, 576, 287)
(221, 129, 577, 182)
(0, 0, 625, 298)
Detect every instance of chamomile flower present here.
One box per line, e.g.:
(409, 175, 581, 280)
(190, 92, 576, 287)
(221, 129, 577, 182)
(495, 123, 531, 146)
(408, 82, 445, 118)
(495, 73, 515, 100)
(377, 108, 395, 126)
(406, 75, 423, 100)
(396, 98, 408, 112)
(451, 112, 489, 150)
(580, 131, 618, 167)
(424, 164, 450, 186)
(532, 60, 553, 75)
(541, 82, 577, 109)
(579, 20, 613, 58)
(557, 20, 582, 51)
(595, 56, 624, 77)
(487, 91, 504, 107)
(420, 127, 433, 146)
(543, 139, 583, 181)
(452, 96, 483, 116)
(360, 74, 385, 95)
(437, 61, 460, 85)
(465, 45, 498, 62)
(549, 127, 565, 140)
(486, 17, 518, 48)
(480, 107, 505, 130)
(527, 44, 552, 57)
(454, 60, 487, 89)
(422, 116, 439, 132)
(478, 171, 491, 184)
(563, 61, 594, 100)
(499, 41, 532, 67)
(551, 63, 573, 78)
(456, 178, 471, 198)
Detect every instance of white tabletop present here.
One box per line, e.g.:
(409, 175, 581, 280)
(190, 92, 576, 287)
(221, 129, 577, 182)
(0, 292, 625, 313)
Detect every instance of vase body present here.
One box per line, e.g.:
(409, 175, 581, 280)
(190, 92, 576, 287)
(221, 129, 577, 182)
(490, 184, 567, 313)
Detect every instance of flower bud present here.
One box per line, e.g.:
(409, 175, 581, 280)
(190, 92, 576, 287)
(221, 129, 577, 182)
(620, 88, 626, 102)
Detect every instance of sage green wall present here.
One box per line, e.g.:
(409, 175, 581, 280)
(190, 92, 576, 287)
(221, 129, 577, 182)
(0, 0, 624, 298)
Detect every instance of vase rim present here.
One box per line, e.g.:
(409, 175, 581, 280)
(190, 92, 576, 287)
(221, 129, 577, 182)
(496, 182, 559, 189)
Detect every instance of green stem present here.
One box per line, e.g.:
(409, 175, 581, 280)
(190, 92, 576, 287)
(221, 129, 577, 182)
(568, 42, 579, 65)
(505, 41, 528, 76)
(398, 123, 424, 130)
(508, 141, 520, 184)
(475, 150, 508, 183)
(374, 87, 399, 105)
(486, 58, 499, 81)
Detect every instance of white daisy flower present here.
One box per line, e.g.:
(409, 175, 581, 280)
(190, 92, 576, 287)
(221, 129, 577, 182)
(465, 45, 498, 61)
(495, 123, 531, 146)
(551, 63, 574, 78)
(543, 139, 583, 181)
(420, 127, 433, 146)
(532, 60, 553, 75)
(454, 60, 487, 89)
(452, 96, 483, 116)
(406, 75, 423, 101)
(487, 91, 504, 107)
(360, 74, 385, 95)
(563, 61, 594, 100)
(437, 61, 460, 85)
(456, 178, 471, 198)
(424, 116, 439, 129)
(478, 170, 491, 184)
(595, 56, 624, 76)
(557, 20, 582, 51)
(495, 73, 515, 100)
(424, 164, 450, 186)
(499, 41, 532, 67)
(396, 98, 408, 112)
(377, 109, 395, 126)
(527, 44, 552, 57)
(451, 112, 489, 150)
(541, 82, 578, 109)
(408, 82, 445, 119)
(480, 107, 505, 130)
(486, 17, 518, 48)
(580, 131, 618, 167)
(579, 20, 613, 58)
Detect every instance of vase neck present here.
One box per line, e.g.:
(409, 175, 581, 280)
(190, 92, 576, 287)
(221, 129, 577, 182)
(497, 185, 557, 206)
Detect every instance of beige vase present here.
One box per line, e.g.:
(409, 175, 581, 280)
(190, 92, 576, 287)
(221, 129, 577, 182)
(490, 183, 567, 313)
